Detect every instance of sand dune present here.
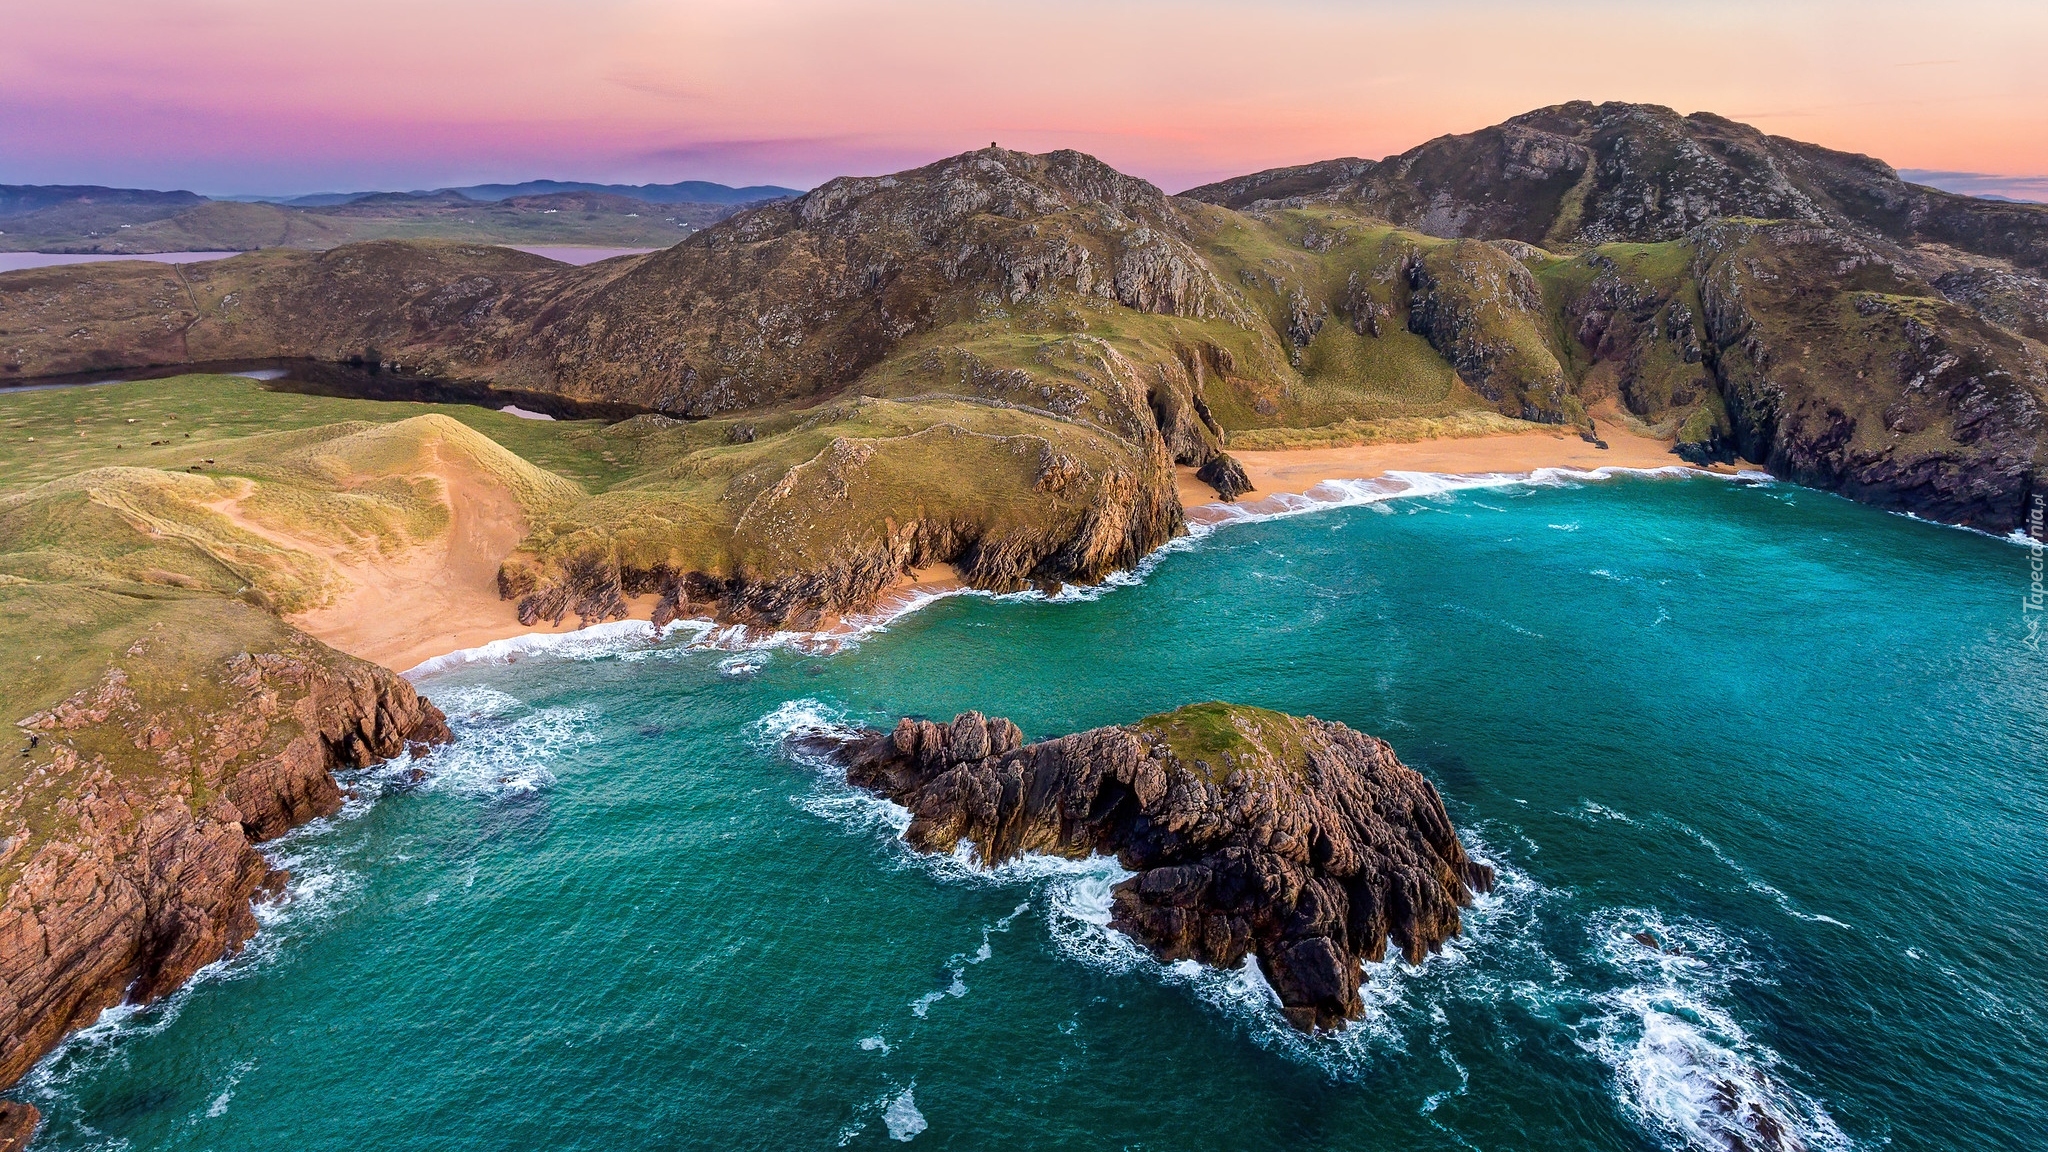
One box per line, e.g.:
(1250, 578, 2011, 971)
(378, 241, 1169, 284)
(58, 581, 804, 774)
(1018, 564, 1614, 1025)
(207, 443, 638, 673)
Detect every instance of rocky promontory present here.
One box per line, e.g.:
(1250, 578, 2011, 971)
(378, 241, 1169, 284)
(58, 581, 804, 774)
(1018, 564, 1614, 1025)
(0, 630, 450, 1096)
(830, 703, 1493, 1030)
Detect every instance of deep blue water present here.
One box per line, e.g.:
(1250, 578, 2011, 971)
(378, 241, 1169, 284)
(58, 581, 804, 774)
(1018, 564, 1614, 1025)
(16, 473, 2047, 1151)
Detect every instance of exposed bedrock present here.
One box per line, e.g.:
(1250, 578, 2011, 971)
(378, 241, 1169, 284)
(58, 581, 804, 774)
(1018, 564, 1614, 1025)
(830, 703, 1493, 1031)
(1195, 452, 1253, 501)
(0, 1102, 33, 1150)
(503, 434, 1188, 632)
(0, 649, 450, 1091)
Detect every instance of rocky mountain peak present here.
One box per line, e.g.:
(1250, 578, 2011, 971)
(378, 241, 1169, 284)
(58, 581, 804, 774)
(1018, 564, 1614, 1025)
(791, 145, 1179, 240)
(1181, 99, 2031, 255)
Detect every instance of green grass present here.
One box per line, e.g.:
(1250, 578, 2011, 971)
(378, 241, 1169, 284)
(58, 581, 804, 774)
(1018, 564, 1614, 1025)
(0, 375, 634, 493)
(1225, 409, 1546, 451)
(0, 575, 335, 888)
(1134, 702, 1310, 784)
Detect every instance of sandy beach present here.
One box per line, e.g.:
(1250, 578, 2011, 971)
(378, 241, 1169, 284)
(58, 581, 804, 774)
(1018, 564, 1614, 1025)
(245, 421, 1737, 675)
(1177, 421, 1720, 515)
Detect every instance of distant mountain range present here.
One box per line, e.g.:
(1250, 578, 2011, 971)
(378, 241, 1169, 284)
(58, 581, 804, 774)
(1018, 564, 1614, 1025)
(1897, 170, 2047, 205)
(225, 179, 805, 208)
(0, 180, 804, 254)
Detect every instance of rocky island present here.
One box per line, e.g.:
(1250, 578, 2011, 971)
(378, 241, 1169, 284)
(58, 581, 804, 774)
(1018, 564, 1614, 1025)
(823, 703, 1493, 1031)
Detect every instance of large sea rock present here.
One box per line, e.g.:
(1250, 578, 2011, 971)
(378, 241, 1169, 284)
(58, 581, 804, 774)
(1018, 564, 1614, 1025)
(830, 703, 1493, 1031)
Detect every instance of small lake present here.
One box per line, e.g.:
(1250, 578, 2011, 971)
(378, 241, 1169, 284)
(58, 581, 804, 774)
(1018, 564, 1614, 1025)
(0, 247, 658, 275)
(0, 251, 242, 272)
(507, 246, 660, 264)
(0, 357, 650, 421)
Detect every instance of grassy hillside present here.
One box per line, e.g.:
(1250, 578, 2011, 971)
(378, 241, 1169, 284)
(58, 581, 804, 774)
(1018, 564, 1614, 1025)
(2, 368, 1183, 704)
(4, 130, 2043, 535)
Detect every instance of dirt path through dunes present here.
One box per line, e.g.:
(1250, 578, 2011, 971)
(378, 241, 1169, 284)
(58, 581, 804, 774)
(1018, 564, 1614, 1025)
(205, 444, 649, 672)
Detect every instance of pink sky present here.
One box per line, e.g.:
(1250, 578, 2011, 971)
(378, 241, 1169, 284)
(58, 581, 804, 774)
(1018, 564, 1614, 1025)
(4, 0, 2045, 195)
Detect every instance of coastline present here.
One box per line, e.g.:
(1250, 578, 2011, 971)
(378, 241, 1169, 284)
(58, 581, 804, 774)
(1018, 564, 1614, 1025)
(1177, 422, 1710, 511)
(381, 430, 1741, 680)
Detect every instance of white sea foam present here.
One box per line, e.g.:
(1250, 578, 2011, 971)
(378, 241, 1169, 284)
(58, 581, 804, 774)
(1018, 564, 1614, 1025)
(1582, 909, 1857, 1152)
(401, 463, 1737, 680)
(21, 663, 603, 1136)
(1188, 465, 1710, 532)
(882, 1086, 927, 1141)
(404, 618, 708, 679)
(414, 694, 595, 798)
(198, 1060, 253, 1122)
(718, 651, 768, 677)
(19, 809, 377, 1119)
(767, 709, 1572, 1085)
(761, 695, 1858, 1152)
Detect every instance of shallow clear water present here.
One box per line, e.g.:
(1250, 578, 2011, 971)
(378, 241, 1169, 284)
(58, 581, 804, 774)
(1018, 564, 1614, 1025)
(18, 473, 2048, 1151)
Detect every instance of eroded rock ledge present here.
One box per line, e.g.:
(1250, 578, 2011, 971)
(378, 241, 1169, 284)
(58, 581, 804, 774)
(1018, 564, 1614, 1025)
(0, 642, 451, 1098)
(830, 702, 1492, 1030)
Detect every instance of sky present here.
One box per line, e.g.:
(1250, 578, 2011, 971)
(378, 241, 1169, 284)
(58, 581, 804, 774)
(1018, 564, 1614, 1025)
(3, 0, 2045, 197)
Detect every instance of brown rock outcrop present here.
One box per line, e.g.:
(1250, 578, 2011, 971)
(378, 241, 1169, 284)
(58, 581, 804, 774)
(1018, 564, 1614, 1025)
(0, 642, 449, 1092)
(828, 703, 1492, 1031)
(0, 1102, 34, 1151)
(1196, 452, 1253, 501)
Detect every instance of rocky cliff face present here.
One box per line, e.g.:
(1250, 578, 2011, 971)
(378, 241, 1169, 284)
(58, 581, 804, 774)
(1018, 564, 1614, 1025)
(1686, 220, 2047, 533)
(1406, 240, 1573, 421)
(0, 1101, 32, 1150)
(829, 704, 1492, 1031)
(0, 637, 449, 1092)
(470, 148, 1251, 414)
(502, 416, 1188, 632)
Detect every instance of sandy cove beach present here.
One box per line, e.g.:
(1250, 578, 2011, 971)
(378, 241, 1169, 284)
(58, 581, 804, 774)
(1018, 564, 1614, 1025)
(1175, 421, 1705, 514)
(262, 423, 1727, 674)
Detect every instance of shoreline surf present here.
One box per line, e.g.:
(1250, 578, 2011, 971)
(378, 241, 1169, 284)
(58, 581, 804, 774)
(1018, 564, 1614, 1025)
(396, 454, 1754, 680)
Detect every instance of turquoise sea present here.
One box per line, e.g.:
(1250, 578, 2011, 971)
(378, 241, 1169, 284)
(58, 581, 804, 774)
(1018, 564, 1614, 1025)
(15, 470, 2047, 1151)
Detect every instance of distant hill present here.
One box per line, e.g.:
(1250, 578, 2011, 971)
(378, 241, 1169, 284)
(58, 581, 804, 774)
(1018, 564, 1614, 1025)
(11, 103, 2045, 542)
(238, 179, 803, 208)
(1897, 169, 2048, 205)
(0, 184, 203, 217)
(0, 182, 781, 253)
(442, 179, 802, 204)
(1179, 100, 2048, 264)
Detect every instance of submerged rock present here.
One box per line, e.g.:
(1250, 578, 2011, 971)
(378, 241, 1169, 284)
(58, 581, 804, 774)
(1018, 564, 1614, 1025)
(832, 702, 1493, 1031)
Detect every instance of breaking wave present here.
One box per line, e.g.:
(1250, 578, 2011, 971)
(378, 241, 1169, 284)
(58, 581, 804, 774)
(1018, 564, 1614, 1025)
(763, 699, 1563, 1081)
(1186, 465, 1711, 531)
(401, 467, 1738, 681)
(403, 618, 710, 678)
(18, 682, 597, 1139)
(1580, 910, 1857, 1152)
(765, 711, 1863, 1150)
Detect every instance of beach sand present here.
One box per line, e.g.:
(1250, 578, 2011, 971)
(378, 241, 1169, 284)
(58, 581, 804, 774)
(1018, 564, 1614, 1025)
(205, 449, 654, 674)
(1177, 420, 1724, 514)
(234, 419, 1740, 674)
